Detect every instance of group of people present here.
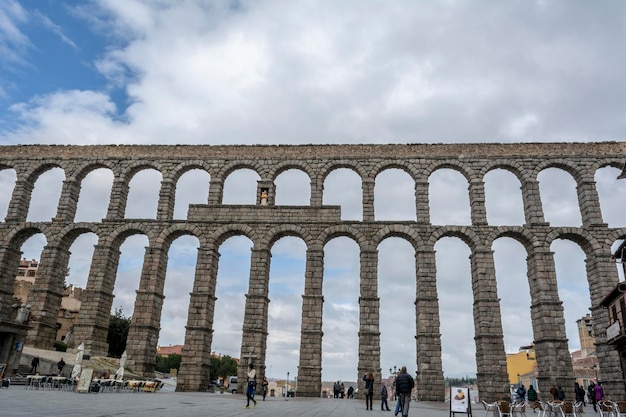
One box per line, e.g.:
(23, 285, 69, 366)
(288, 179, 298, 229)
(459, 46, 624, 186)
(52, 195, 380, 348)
(30, 356, 65, 375)
(363, 366, 415, 417)
(515, 380, 605, 412)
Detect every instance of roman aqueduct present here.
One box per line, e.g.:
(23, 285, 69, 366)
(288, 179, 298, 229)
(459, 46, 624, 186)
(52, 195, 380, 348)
(0, 142, 625, 400)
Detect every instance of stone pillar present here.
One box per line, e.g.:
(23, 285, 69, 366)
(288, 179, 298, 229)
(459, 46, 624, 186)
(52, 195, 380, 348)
(53, 177, 80, 222)
(527, 250, 575, 392)
(362, 179, 375, 222)
(576, 177, 607, 227)
(469, 249, 510, 401)
(469, 179, 488, 226)
(297, 248, 324, 397)
(73, 244, 120, 356)
(415, 250, 444, 401)
(105, 177, 130, 220)
(207, 178, 223, 205)
(358, 248, 381, 396)
(0, 245, 23, 321)
(27, 245, 71, 348)
(415, 181, 430, 224)
(238, 247, 271, 393)
(4, 178, 34, 223)
(156, 178, 176, 220)
(586, 252, 625, 400)
(521, 179, 548, 226)
(310, 176, 323, 206)
(177, 246, 219, 391)
(126, 246, 169, 377)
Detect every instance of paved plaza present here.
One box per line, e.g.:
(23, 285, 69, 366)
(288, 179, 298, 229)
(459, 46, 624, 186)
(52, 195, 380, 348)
(1, 388, 455, 417)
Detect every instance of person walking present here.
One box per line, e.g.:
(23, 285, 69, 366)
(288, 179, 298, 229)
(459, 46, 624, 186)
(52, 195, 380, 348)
(261, 376, 268, 401)
(393, 371, 402, 416)
(56, 358, 66, 375)
(516, 384, 526, 403)
(588, 381, 597, 412)
(527, 385, 538, 411)
(363, 372, 375, 410)
(381, 381, 391, 411)
(595, 382, 605, 404)
(244, 364, 257, 409)
(575, 382, 585, 405)
(395, 366, 415, 417)
(30, 357, 39, 374)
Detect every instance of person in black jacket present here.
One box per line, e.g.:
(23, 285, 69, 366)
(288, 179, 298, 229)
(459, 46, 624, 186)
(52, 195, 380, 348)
(363, 372, 375, 410)
(395, 366, 415, 417)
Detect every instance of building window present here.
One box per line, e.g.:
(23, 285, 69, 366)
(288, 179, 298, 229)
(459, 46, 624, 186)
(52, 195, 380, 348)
(30, 263, 38, 268)
(27, 270, 36, 277)
(17, 270, 25, 276)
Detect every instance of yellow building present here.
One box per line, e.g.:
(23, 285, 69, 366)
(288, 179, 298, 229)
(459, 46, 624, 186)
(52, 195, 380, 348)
(506, 345, 537, 387)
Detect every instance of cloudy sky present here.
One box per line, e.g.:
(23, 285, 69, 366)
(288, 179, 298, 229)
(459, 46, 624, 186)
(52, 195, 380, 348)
(1, 0, 626, 382)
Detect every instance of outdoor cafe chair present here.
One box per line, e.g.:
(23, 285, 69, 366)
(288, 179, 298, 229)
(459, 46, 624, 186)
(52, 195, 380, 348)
(599, 400, 617, 417)
(512, 401, 527, 417)
(555, 401, 577, 417)
(535, 400, 552, 417)
(482, 400, 497, 417)
(614, 401, 626, 417)
(497, 400, 512, 417)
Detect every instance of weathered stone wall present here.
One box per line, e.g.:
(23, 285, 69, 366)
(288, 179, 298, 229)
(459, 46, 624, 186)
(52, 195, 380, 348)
(0, 142, 624, 401)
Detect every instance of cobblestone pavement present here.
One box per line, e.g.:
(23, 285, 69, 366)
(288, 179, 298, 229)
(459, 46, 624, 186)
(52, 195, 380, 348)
(0, 388, 456, 417)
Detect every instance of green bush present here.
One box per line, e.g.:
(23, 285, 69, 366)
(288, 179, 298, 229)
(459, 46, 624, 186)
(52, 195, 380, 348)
(54, 340, 67, 352)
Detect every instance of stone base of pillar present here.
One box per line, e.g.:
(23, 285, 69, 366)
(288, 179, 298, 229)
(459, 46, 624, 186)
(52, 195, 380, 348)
(26, 320, 57, 349)
(177, 363, 210, 392)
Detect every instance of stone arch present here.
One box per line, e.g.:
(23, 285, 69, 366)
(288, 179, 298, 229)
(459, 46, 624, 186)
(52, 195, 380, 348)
(485, 226, 539, 254)
(260, 224, 315, 249)
(211, 224, 258, 249)
(428, 226, 481, 252)
(479, 160, 531, 184)
(423, 160, 476, 183)
(51, 223, 104, 248)
(215, 161, 263, 182)
(545, 227, 603, 255)
(318, 161, 367, 184)
(100, 223, 159, 249)
(168, 160, 214, 183)
(155, 223, 208, 249)
(69, 161, 117, 184)
(3, 223, 52, 248)
(372, 224, 424, 251)
(318, 224, 368, 251)
(371, 160, 420, 182)
(268, 160, 315, 182)
(534, 160, 584, 183)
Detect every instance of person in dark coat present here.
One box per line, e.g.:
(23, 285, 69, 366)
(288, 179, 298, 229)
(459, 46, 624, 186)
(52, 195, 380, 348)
(363, 372, 375, 410)
(395, 366, 415, 417)
(527, 385, 539, 410)
(30, 357, 39, 374)
(588, 382, 597, 411)
(56, 358, 66, 375)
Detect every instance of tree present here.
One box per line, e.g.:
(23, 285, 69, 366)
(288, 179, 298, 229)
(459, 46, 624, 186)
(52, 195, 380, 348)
(156, 354, 182, 373)
(107, 307, 131, 358)
(208, 355, 238, 382)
